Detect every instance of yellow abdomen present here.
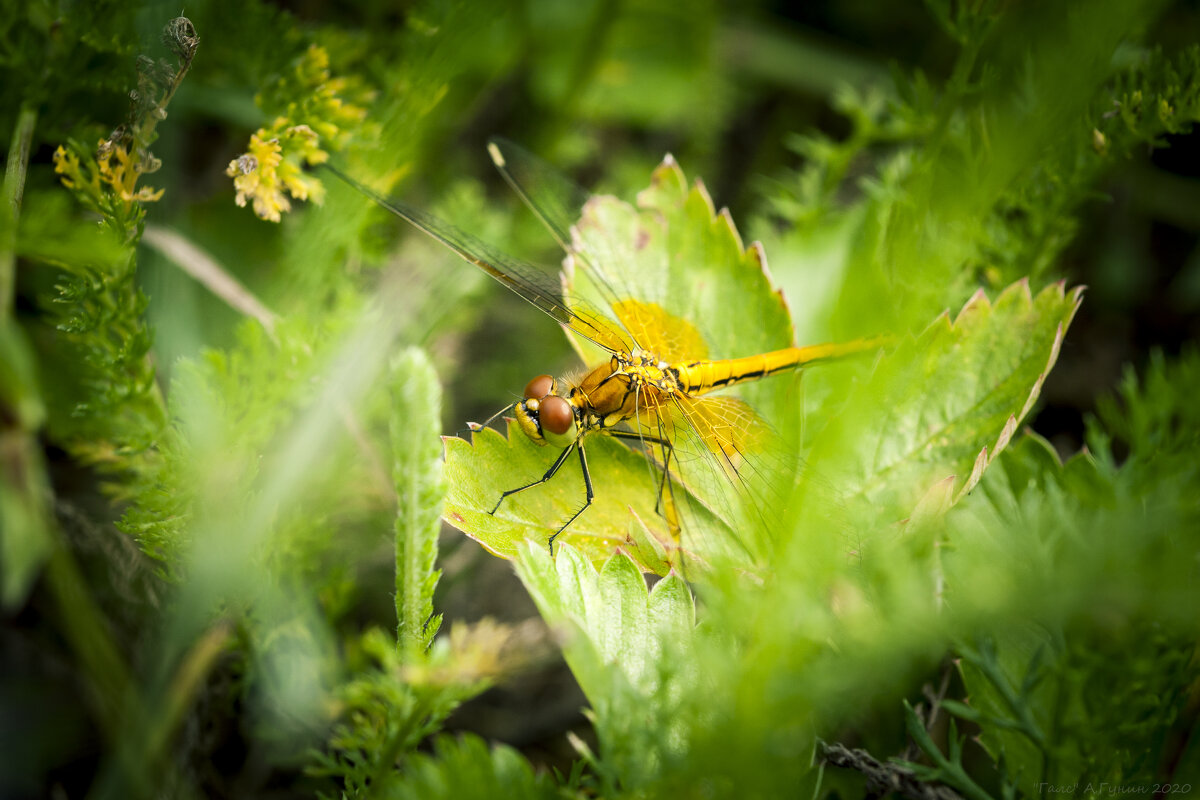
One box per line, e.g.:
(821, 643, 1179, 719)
(675, 338, 886, 396)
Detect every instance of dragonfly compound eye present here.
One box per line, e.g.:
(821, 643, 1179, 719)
(523, 374, 555, 400)
(539, 395, 576, 439)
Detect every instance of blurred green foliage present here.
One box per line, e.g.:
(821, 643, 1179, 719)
(1, 1, 1199, 799)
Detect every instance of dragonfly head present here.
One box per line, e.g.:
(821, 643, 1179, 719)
(515, 374, 578, 447)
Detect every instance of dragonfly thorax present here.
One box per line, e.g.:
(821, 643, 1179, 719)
(574, 354, 680, 428)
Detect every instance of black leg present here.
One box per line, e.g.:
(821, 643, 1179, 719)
(653, 419, 681, 531)
(547, 444, 595, 556)
(490, 442, 576, 514)
(609, 430, 673, 449)
(610, 429, 677, 521)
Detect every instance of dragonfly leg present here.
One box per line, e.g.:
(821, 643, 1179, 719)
(604, 431, 681, 544)
(490, 441, 577, 515)
(653, 438, 674, 517)
(491, 442, 596, 555)
(609, 429, 676, 515)
(547, 445, 594, 556)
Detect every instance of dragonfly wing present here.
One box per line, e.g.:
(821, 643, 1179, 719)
(487, 138, 588, 261)
(487, 138, 660, 353)
(613, 299, 710, 363)
(667, 396, 771, 472)
(325, 163, 634, 355)
(486, 139, 793, 369)
(630, 393, 794, 564)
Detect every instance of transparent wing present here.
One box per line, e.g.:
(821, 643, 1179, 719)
(486, 139, 589, 266)
(670, 396, 768, 464)
(487, 138, 655, 352)
(324, 163, 635, 356)
(625, 391, 796, 566)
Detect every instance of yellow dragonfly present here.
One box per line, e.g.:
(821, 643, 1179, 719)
(329, 140, 882, 564)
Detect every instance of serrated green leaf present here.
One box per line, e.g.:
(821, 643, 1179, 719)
(444, 422, 678, 575)
(648, 571, 696, 635)
(512, 543, 697, 788)
(803, 279, 1083, 524)
(598, 551, 652, 680)
(514, 542, 695, 701)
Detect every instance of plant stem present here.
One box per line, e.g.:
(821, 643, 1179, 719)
(391, 348, 444, 655)
(1, 104, 37, 321)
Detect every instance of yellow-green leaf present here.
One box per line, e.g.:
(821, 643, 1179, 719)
(802, 279, 1084, 525)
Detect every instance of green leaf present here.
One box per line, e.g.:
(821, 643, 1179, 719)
(514, 542, 694, 698)
(802, 279, 1083, 525)
(444, 422, 674, 575)
(513, 542, 696, 787)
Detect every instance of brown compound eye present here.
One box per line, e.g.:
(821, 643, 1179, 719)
(539, 395, 574, 436)
(523, 374, 554, 400)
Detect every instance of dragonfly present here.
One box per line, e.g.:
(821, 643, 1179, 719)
(327, 140, 883, 562)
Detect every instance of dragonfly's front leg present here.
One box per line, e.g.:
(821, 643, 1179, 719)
(548, 445, 594, 555)
(490, 441, 576, 515)
(490, 440, 594, 555)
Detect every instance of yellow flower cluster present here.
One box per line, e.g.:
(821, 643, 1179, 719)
(401, 619, 534, 689)
(54, 139, 164, 220)
(284, 44, 371, 151)
(226, 45, 373, 222)
(52, 146, 100, 199)
(226, 126, 327, 222)
(51, 19, 193, 231)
